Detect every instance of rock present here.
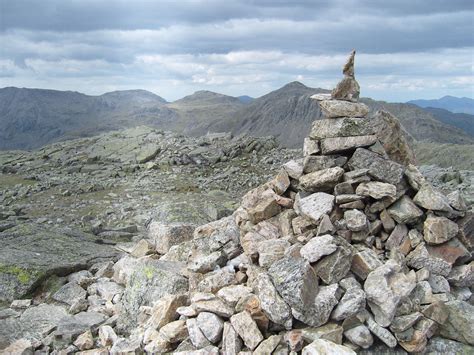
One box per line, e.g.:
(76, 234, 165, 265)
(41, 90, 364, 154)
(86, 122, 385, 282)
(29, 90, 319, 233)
(366, 315, 397, 348)
(252, 270, 293, 329)
(196, 312, 224, 343)
(331, 50, 360, 102)
(146, 294, 188, 330)
(303, 137, 320, 156)
(310, 117, 373, 140)
(282, 159, 304, 179)
(406, 243, 452, 276)
(351, 249, 383, 280)
(355, 182, 396, 200)
(344, 209, 367, 232)
(130, 239, 153, 258)
(0, 223, 117, 303)
(230, 311, 264, 350)
(447, 190, 467, 211)
(198, 268, 236, 293)
(332, 287, 366, 321)
(439, 301, 474, 345)
(1, 338, 34, 355)
(314, 237, 353, 284)
(318, 100, 369, 118)
(344, 325, 373, 349)
(148, 222, 195, 254)
(389, 312, 422, 333)
(426, 336, 474, 354)
(258, 239, 290, 268)
(348, 148, 405, 185)
(423, 215, 459, 245)
(428, 274, 450, 293)
(186, 318, 211, 349)
(300, 234, 338, 263)
(413, 184, 453, 212)
(74, 330, 94, 351)
(98, 325, 117, 347)
(422, 301, 449, 324)
(222, 322, 242, 355)
(385, 224, 408, 250)
(387, 196, 423, 225)
(447, 262, 474, 287)
(254, 335, 282, 355)
(269, 256, 318, 313)
(302, 339, 356, 354)
(320, 136, 378, 154)
(295, 192, 334, 223)
(303, 155, 347, 174)
(293, 284, 340, 327)
(216, 285, 252, 308)
(88, 279, 123, 301)
(248, 197, 281, 224)
(193, 295, 234, 318)
(299, 167, 344, 191)
(301, 323, 343, 344)
(10, 299, 31, 309)
(160, 319, 188, 343)
(110, 338, 141, 354)
(457, 212, 473, 251)
(405, 164, 426, 191)
(398, 329, 428, 353)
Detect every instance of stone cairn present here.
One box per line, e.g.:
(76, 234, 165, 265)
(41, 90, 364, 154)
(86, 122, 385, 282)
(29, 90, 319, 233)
(3, 51, 472, 355)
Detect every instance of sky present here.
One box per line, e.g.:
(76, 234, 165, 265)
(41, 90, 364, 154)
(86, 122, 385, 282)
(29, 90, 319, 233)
(0, 0, 473, 102)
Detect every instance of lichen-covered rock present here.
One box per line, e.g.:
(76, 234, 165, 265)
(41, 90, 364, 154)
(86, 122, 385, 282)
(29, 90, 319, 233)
(310, 117, 373, 140)
(423, 215, 459, 245)
(387, 196, 423, 225)
(413, 184, 453, 212)
(318, 100, 369, 118)
(439, 300, 474, 345)
(355, 182, 397, 200)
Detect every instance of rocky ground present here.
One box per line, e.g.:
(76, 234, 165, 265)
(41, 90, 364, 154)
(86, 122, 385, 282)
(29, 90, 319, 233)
(0, 122, 473, 353)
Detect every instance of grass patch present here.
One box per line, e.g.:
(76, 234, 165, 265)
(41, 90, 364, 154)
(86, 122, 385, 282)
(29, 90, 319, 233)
(414, 142, 474, 170)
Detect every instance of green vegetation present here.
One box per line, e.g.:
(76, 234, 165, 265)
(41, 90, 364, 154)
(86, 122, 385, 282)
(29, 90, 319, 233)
(0, 264, 34, 284)
(414, 142, 474, 170)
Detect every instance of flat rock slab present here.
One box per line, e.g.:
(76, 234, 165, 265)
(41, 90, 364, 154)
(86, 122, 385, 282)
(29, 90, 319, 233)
(0, 223, 118, 303)
(310, 117, 374, 140)
(320, 136, 377, 155)
(318, 100, 369, 118)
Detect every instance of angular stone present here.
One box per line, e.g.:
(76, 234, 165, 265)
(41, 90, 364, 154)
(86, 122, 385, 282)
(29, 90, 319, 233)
(405, 164, 426, 191)
(302, 339, 356, 354)
(160, 319, 188, 343)
(344, 209, 367, 232)
(351, 249, 383, 280)
(74, 329, 94, 351)
(447, 190, 467, 211)
(414, 184, 453, 212)
(387, 196, 423, 224)
(310, 117, 373, 140)
(186, 318, 211, 349)
(216, 285, 252, 308)
(299, 167, 344, 192)
(301, 323, 343, 345)
(334, 182, 354, 195)
(98, 325, 118, 347)
(257, 239, 291, 268)
(193, 296, 234, 318)
(303, 155, 347, 174)
(248, 197, 281, 225)
(300, 235, 337, 263)
(130, 239, 153, 258)
(196, 312, 224, 344)
(148, 222, 195, 254)
(457, 212, 473, 251)
(282, 159, 304, 179)
(428, 274, 450, 293)
(332, 287, 366, 321)
(319, 100, 369, 118)
(230, 311, 264, 350)
(52, 282, 87, 306)
(315, 237, 353, 284)
(197, 268, 236, 293)
(439, 300, 474, 345)
(254, 335, 282, 355)
(447, 262, 474, 287)
(366, 315, 397, 348)
(426, 238, 469, 266)
(344, 325, 373, 349)
(385, 224, 408, 250)
(293, 284, 341, 327)
(424, 216, 459, 245)
(380, 209, 395, 233)
(252, 271, 293, 329)
(356, 182, 396, 200)
(110, 338, 142, 354)
(1, 338, 34, 355)
(222, 322, 242, 355)
(390, 312, 423, 334)
(295, 192, 334, 223)
(426, 336, 474, 354)
(406, 243, 452, 276)
(422, 301, 449, 324)
(147, 294, 188, 330)
(321, 135, 377, 154)
(303, 137, 320, 156)
(335, 194, 363, 204)
(348, 148, 405, 185)
(317, 215, 336, 236)
(269, 256, 318, 313)
(270, 169, 291, 195)
(398, 329, 428, 353)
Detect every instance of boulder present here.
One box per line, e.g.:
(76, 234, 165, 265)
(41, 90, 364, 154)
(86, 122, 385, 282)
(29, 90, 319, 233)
(196, 312, 224, 343)
(387, 196, 423, 225)
(148, 222, 195, 254)
(300, 235, 338, 263)
(423, 216, 459, 245)
(355, 182, 397, 200)
(320, 136, 377, 155)
(318, 100, 369, 118)
(230, 311, 264, 350)
(344, 209, 368, 232)
(299, 167, 344, 191)
(413, 184, 453, 212)
(310, 117, 373, 140)
(439, 300, 474, 345)
(295, 192, 334, 223)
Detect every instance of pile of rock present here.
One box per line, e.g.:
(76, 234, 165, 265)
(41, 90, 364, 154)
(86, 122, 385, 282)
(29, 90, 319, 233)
(1, 52, 472, 354)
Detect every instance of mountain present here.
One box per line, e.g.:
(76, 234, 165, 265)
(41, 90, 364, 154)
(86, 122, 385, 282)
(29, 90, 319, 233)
(421, 107, 474, 137)
(237, 95, 254, 104)
(408, 95, 474, 115)
(1, 84, 474, 151)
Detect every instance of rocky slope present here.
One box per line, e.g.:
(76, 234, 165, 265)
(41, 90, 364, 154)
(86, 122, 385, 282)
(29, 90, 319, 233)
(0, 55, 472, 355)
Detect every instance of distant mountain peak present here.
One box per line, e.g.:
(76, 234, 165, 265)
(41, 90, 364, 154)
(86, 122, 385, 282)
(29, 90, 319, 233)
(282, 81, 308, 89)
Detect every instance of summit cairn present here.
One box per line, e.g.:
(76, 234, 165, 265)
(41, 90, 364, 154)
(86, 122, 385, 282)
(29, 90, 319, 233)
(331, 49, 360, 102)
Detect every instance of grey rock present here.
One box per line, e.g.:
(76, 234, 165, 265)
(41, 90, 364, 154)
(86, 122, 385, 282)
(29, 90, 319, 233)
(310, 117, 373, 140)
(303, 155, 347, 174)
(423, 215, 459, 245)
(387, 196, 423, 225)
(197, 268, 236, 294)
(254, 335, 282, 355)
(319, 100, 369, 118)
(320, 135, 377, 155)
(252, 271, 293, 329)
(385, 224, 408, 250)
(160, 319, 188, 343)
(344, 209, 368, 232)
(351, 248, 383, 280)
(110, 337, 142, 354)
(295, 192, 334, 223)
(196, 312, 224, 344)
(426, 336, 474, 354)
(314, 237, 353, 284)
(230, 311, 264, 350)
(300, 234, 338, 264)
(447, 262, 474, 287)
(302, 338, 356, 354)
(355, 182, 397, 200)
(348, 148, 405, 185)
(269, 256, 318, 314)
(447, 190, 467, 211)
(299, 167, 344, 192)
(413, 184, 453, 212)
(439, 300, 474, 345)
(406, 243, 452, 276)
(405, 164, 426, 191)
(344, 325, 373, 349)
(332, 287, 366, 321)
(222, 322, 242, 355)
(366, 315, 398, 348)
(148, 222, 195, 254)
(52, 282, 87, 306)
(187, 318, 211, 349)
(303, 137, 320, 156)
(428, 274, 450, 293)
(293, 284, 341, 327)
(389, 312, 423, 333)
(258, 239, 290, 268)
(282, 159, 304, 179)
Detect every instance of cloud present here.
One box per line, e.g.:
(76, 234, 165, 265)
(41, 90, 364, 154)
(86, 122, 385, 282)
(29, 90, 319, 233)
(0, 0, 473, 101)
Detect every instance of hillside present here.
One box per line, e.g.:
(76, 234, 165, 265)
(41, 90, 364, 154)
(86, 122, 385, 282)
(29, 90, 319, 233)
(408, 95, 474, 115)
(421, 107, 474, 137)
